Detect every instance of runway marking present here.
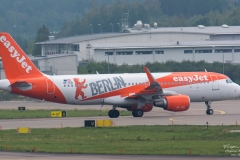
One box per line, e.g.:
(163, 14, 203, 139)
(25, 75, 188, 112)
(189, 109, 225, 114)
(169, 109, 226, 122)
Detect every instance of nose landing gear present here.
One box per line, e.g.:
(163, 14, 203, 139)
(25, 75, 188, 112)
(205, 101, 214, 115)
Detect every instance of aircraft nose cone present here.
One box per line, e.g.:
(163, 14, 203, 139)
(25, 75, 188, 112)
(237, 85, 240, 98)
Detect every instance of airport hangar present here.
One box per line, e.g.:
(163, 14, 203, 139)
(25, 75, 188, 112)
(36, 24, 240, 67)
(1, 24, 240, 79)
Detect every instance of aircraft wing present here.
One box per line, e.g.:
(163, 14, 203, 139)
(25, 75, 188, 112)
(126, 66, 178, 100)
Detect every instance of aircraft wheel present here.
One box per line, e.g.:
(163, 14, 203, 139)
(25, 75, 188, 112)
(132, 109, 144, 117)
(111, 110, 120, 118)
(206, 109, 214, 115)
(108, 110, 119, 118)
(108, 110, 113, 118)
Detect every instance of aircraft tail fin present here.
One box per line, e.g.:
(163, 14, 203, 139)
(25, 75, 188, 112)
(0, 32, 43, 79)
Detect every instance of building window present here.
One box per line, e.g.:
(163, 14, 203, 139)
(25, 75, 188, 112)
(116, 51, 133, 55)
(71, 44, 79, 51)
(136, 51, 152, 55)
(234, 49, 240, 52)
(155, 51, 164, 54)
(215, 49, 232, 53)
(195, 49, 212, 53)
(184, 50, 193, 54)
(105, 52, 114, 56)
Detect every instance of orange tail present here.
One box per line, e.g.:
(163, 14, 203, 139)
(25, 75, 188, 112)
(0, 32, 42, 79)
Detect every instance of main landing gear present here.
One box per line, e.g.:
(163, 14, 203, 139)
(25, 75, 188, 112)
(108, 110, 119, 118)
(132, 109, 144, 117)
(108, 105, 119, 118)
(205, 101, 214, 115)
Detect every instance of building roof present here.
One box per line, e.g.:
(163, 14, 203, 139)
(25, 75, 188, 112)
(36, 25, 240, 45)
(91, 40, 240, 49)
(126, 25, 240, 34)
(36, 33, 128, 45)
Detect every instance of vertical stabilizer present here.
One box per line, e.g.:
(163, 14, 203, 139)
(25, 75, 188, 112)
(0, 32, 42, 79)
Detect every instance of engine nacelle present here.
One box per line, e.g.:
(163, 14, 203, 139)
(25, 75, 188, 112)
(127, 104, 153, 112)
(154, 95, 190, 112)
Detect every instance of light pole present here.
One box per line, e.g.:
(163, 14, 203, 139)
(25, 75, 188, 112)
(98, 24, 102, 33)
(13, 25, 16, 38)
(125, 12, 129, 27)
(108, 53, 110, 73)
(223, 53, 225, 74)
(90, 24, 93, 34)
(110, 23, 113, 33)
(117, 23, 120, 32)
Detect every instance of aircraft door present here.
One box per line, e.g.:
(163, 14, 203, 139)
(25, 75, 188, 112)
(210, 75, 219, 90)
(46, 78, 55, 94)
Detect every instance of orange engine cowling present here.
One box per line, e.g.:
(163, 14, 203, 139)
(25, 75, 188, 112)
(154, 95, 190, 112)
(127, 104, 153, 112)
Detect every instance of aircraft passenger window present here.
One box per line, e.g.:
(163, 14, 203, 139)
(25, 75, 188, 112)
(132, 83, 134, 85)
(168, 82, 170, 85)
(128, 83, 130, 85)
(172, 82, 174, 85)
(186, 82, 188, 84)
(64, 85, 66, 87)
(71, 85, 73, 87)
(182, 82, 184, 84)
(68, 85, 69, 87)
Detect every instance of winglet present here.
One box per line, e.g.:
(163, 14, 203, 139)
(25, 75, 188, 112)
(143, 66, 156, 83)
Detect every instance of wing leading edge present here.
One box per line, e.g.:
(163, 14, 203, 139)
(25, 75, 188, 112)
(126, 66, 178, 100)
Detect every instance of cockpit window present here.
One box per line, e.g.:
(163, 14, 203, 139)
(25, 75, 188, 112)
(226, 78, 233, 83)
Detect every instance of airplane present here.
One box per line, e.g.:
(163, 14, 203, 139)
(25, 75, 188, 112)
(0, 32, 240, 118)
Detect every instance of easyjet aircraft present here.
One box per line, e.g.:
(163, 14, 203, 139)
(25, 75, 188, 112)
(0, 32, 240, 118)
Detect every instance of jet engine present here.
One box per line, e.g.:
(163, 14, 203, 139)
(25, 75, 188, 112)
(127, 104, 153, 112)
(154, 95, 190, 111)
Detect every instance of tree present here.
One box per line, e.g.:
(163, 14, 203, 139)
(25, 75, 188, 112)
(33, 25, 50, 56)
(26, 39, 35, 55)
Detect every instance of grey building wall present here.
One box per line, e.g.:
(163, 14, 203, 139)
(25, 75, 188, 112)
(41, 32, 210, 61)
(0, 54, 78, 79)
(211, 35, 240, 41)
(94, 46, 240, 65)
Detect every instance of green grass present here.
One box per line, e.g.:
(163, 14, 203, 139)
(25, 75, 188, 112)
(0, 125, 240, 155)
(0, 109, 131, 119)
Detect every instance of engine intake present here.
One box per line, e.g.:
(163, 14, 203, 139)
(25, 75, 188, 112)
(154, 95, 190, 112)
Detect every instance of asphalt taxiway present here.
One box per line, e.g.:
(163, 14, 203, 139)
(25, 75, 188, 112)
(1, 151, 240, 160)
(0, 100, 240, 160)
(0, 100, 240, 129)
